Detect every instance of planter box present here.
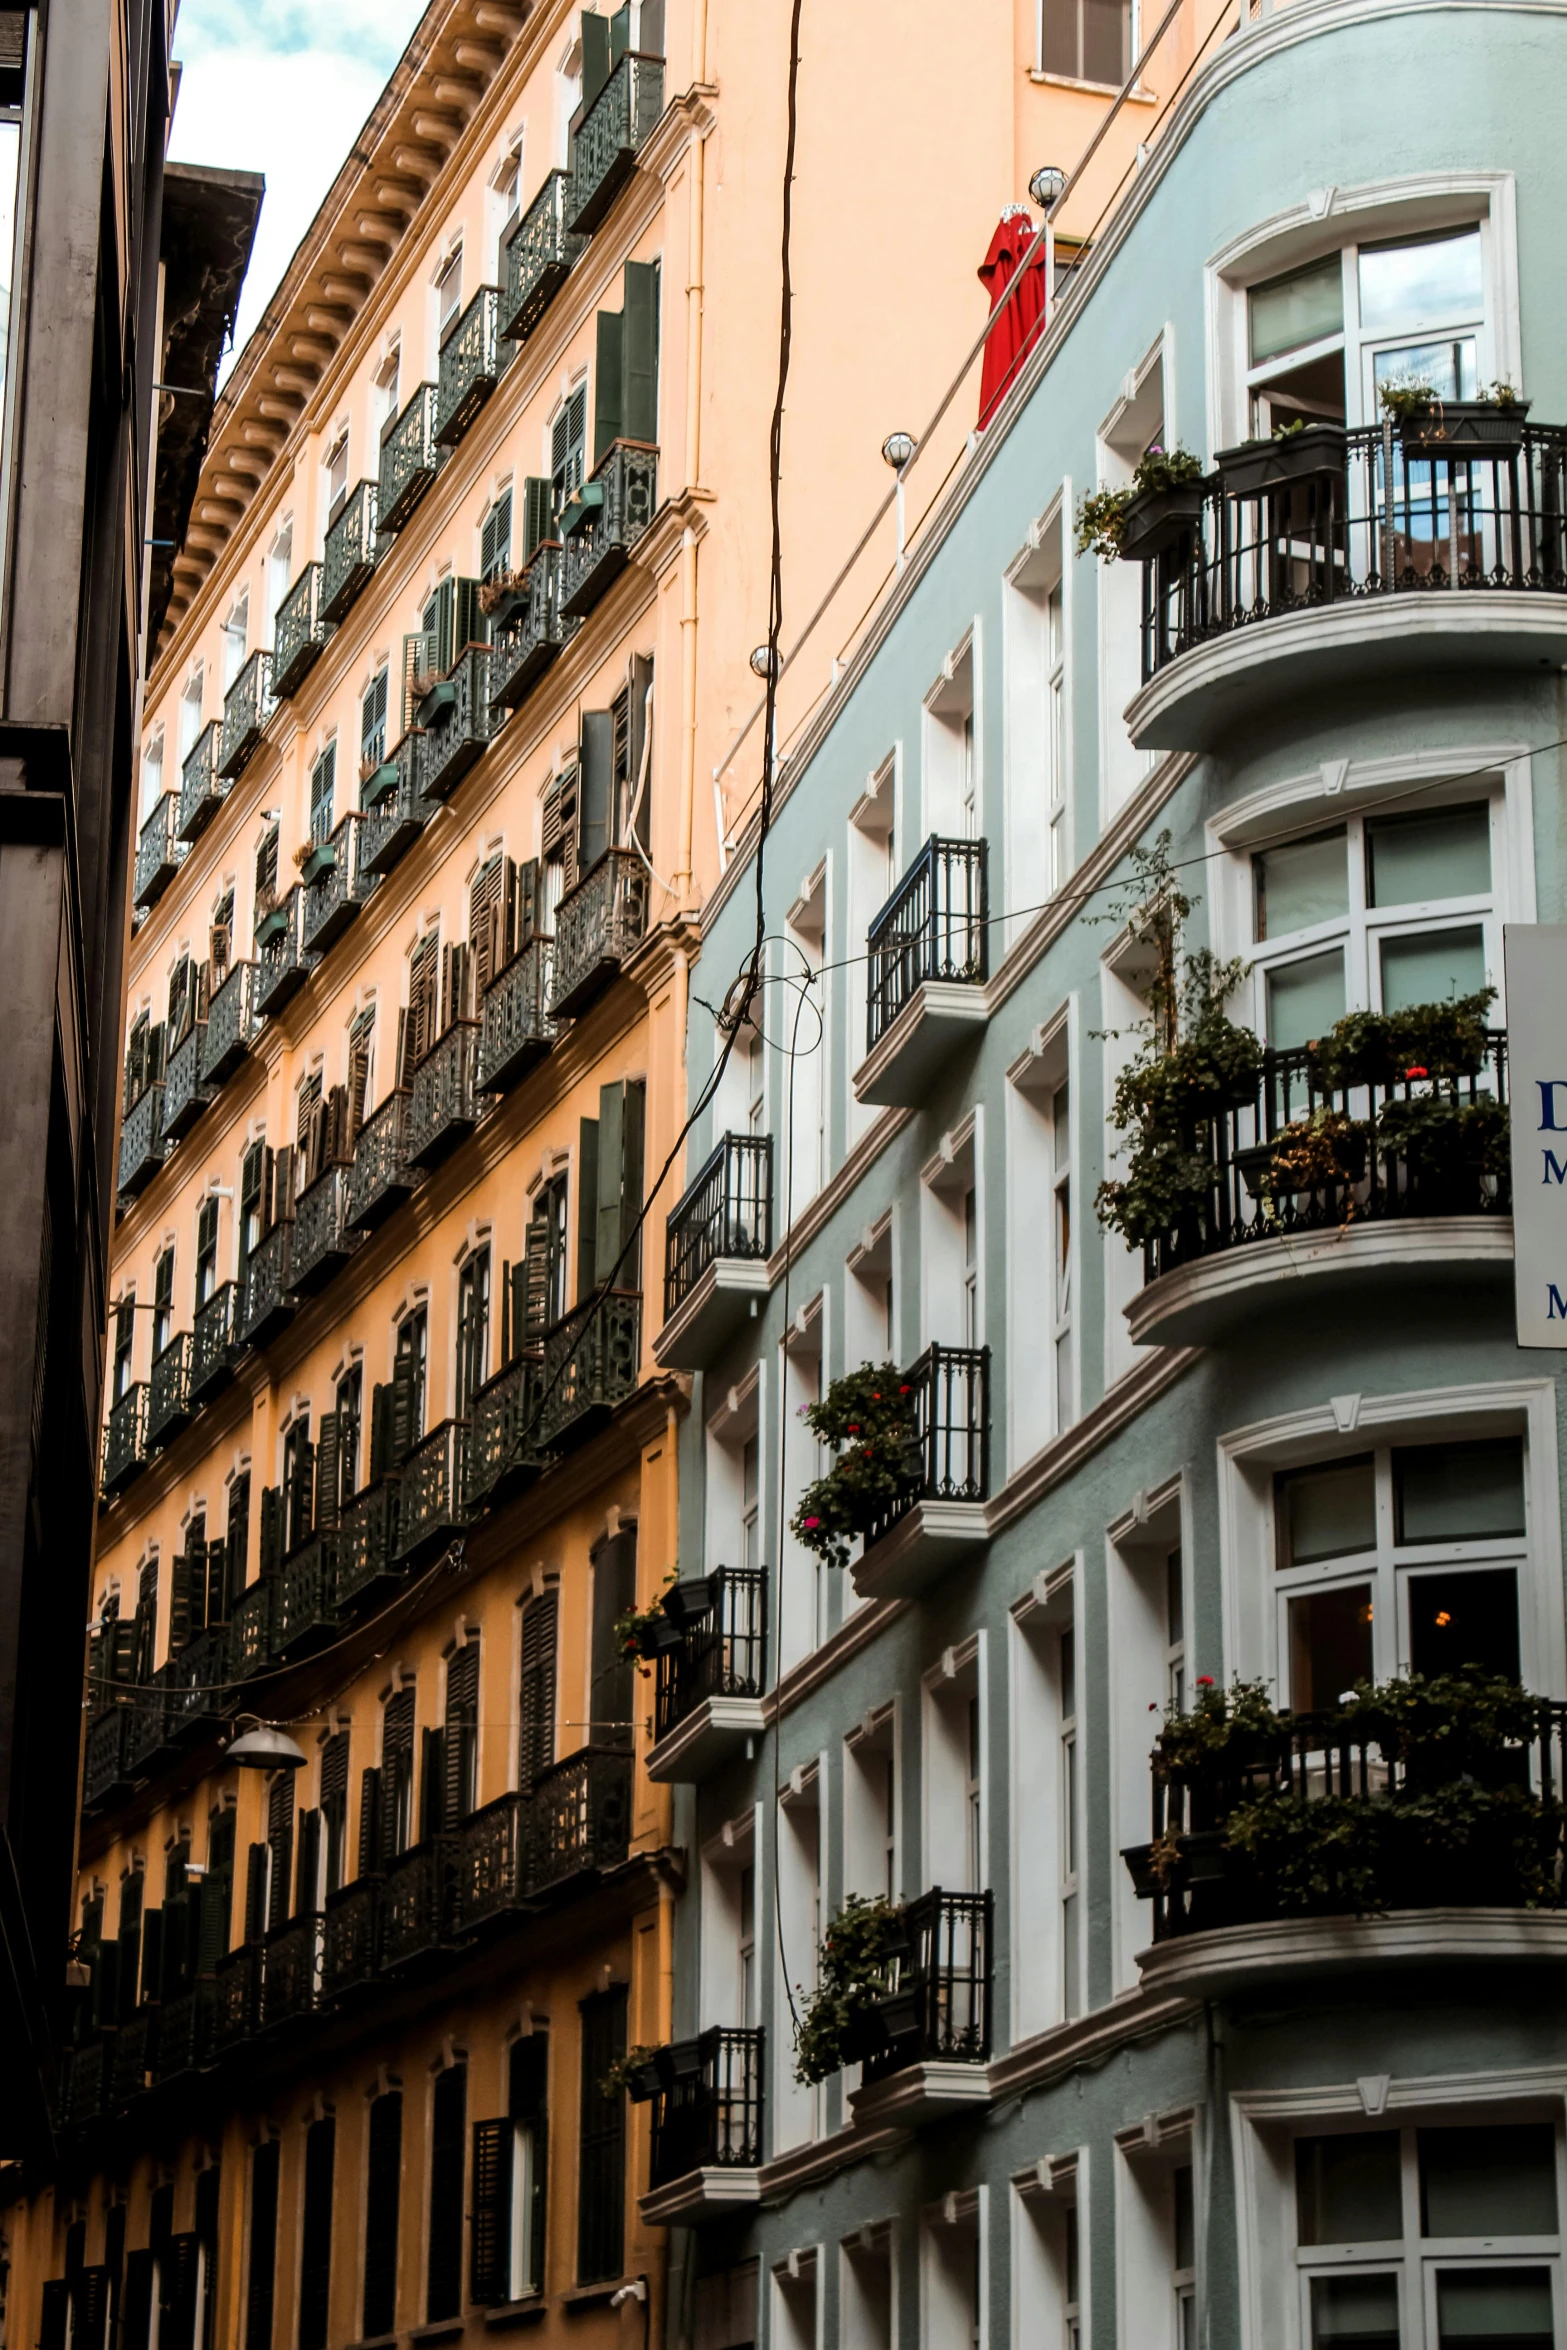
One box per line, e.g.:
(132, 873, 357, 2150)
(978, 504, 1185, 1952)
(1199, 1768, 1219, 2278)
(1215, 423, 1346, 497)
(1119, 480, 1206, 563)
(1399, 398, 1530, 457)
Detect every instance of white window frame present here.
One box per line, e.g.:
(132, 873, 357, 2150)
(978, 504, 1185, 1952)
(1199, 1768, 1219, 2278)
(1009, 1560, 1082, 2040)
(1095, 336, 1166, 822)
(1011, 2156, 1087, 2350)
(1002, 501, 1068, 947)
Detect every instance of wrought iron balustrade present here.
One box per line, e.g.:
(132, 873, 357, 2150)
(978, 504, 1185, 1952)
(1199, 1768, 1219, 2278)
(134, 792, 186, 910)
(253, 886, 313, 1018)
(859, 1888, 993, 2083)
(549, 846, 649, 1018)
(218, 649, 272, 779)
(466, 1349, 548, 1510)
(214, 1943, 262, 2052)
(393, 1419, 469, 1564)
(82, 1709, 130, 1808)
(408, 1020, 482, 1166)
(123, 1677, 176, 1777)
(529, 1746, 631, 1894)
(477, 937, 555, 1094)
(238, 1219, 294, 1349)
(162, 1022, 213, 1140)
(664, 1134, 772, 1314)
(336, 1478, 402, 1605)
(199, 961, 259, 1085)
(538, 1290, 641, 1447)
(166, 1622, 230, 1741)
(378, 381, 442, 532)
(271, 563, 330, 697)
(176, 722, 225, 842)
(502, 168, 585, 341)
(274, 1534, 340, 1659)
(190, 1281, 240, 1402)
(454, 1791, 529, 1931)
(645, 2027, 765, 2186)
(488, 546, 576, 707)
(111, 2010, 155, 2108)
(117, 1079, 167, 1198)
(653, 1568, 769, 1746)
(300, 812, 376, 955)
(146, 1333, 192, 1448)
(227, 1574, 279, 1678)
(360, 728, 428, 875)
(866, 836, 988, 1052)
(102, 1384, 148, 1497)
(320, 480, 379, 622)
(68, 2037, 110, 2126)
(260, 1913, 323, 2027)
(346, 1088, 419, 1230)
(559, 441, 658, 619)
(153, 1980, 216, 2081)
(567, 51, 665, 233)
(321, 1877, 380, 1998)
(380, 1838, 458, 1967)
(290, 1161, 361, 1294)
(861, 1342, 990, 1551)
(435, 285, 502, 446)
(421, 645, 493, 803)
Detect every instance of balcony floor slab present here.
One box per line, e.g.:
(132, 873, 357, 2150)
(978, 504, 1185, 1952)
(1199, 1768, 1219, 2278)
(1136, 1906, 1567, 2001)
(853, 982, 988, 1109)
(850, 1500, 988, 1603)
(848, 2059, 991, 2131)
(639, 2165, 762, 2226)
(644, 1694, 767, 1784)
(654, 1258, 771, 1370)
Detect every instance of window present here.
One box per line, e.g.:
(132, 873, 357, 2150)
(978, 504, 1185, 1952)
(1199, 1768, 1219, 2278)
(525, 1173, 570, 1334)
(471, 2035, 549, 2307)
(180, 670, 205, 759)
(269, 525, 293, 625)
(924, 639, 977, 838)
(1246, 222, 1485, 433)
(141, 728, 164, 824)
(456, 1249, 490, 1419)
(309, 743, 336, 845)
(396, 1308, 428, 1446)
(363, 2091, 402, 2339)
(152, 1246, 174, 1359)
(577, 1987, 627, 2282)
(1292, 2120, 1559, 2349)
(223, 597, 248, 688)
(1165, 1544, 1186, 1712)
(244, 2140, 280, 2350)
(550, 386, 587, 518)
(1060, 1618, 1080, 2019)
(436, 248, 464, 344)
(1275, 1436, 1526, 1705)
(358, 666, 389, 775)
(196, 1197, 219, 1308)
(376, 345, 401, 430)
(111, 1297, 134, 1403)
(481, 488, 513, 581)
(427, 2062, 467, 2321)
(1040, 0, 1129, 86)
(1046, 583, 1066, 887)
(237, 1140, 265, 1291)
(741, 1433, 760, 1576)
(298, 2114, 335, 2350)
(1051, 1078, 1073, 1428)
(335, 1365, 362, 1498)
(963, 1185, 979, 1349)
(1249, 798, 1497, 1050)
(325, 430, 349, 519)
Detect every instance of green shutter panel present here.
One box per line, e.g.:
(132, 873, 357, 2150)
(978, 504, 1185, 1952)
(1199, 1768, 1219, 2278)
(186, 1530, 210, 1635)
(469, 2119, 513, 2306)
(522, 477, 554, 563)
(517, 1590, 558, 1788)
(391, 1347, 418, 1466)
(580, 8, 612, 109)
(357, 1767, 382, 1877)
(521, 1211, 552, 1341)
(168, 1551, 193, 1656)
(578, 709, 614, 871)
(363, 2094, 402, 2339)
(266, 1775, 294, 1935)
(454, 574, 486, 654)
(610, 3, 632, 66)
(628, 654, 653, 850)
(576, 1117, 600, 1305)
(401, 633, 423, 736)
(243, 1843, 268, 1943)
(420, 1725, 445, 1838)
(620, 1078, 646, 1288)
(594, 1082, 625, 1287)
(369, 1381, 394, 1484)
(621, 259, 660, 445)
(316, 1412, 341, 1532)
(295, 1809, 321, 1915)
(480, 506, 503, 580)
(593, 308, 625, 468)
(258, 1485, 283, 1578)
(433, 575, 457, 674)
(517, 856, 544, 946)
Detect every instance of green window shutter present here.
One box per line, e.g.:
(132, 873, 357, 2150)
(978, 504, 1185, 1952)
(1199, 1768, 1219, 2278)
(433, 576, 457, 674)
(400, 634, 422, 736)
(469, 2119, 513, 2306)
(356, 1767, 382, 1878)
(445, 1644, 479, 1823)
(610, 3, 632, 66)
(242, 1843, 267, 1944)
(576, 1116, 600, 1305)
(517, 856, 544, 945)
(420, 1725, 445, 1838)
(593, 308, 624, 469)
(454, 574, 486, 654)
(427, 2065, 468, 2322)
(266, 1774, 293, 1935)
(244, 2144, 280, 2350)
(316, 1411, 341, 1531)
(295, 1809, 320, 1916)
(363, 2094, 402, 2339)
(258, 1484, 283, 1579)
(168, 1551, 192, 1656)
(621, 1078, 646, 1288)
(368, 1382, 394, 1484)
(521, 1209, 552, 1341)
(578, 708, 614, 872)
(517, 1590, 558, 1788)
(594, 1082, 625, 1287)
(185, 1528, 208, 1637)
(522, 477, 554, 563)
(580, 8, 612, 109)
(226, 1475, 251, 1609)
(621, 260, 659, 445)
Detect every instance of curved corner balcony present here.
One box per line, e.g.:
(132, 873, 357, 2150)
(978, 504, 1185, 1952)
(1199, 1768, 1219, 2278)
(501, 167, 584, 343)
(218, 650, 272, 780)
(559, 442, 658, 620)
(378, 381, 442, 534)
(566, 50, 665, 234)
(1127, 1033, 1512, 1349)
(854, 836, 988, 1109)
(656, 1133, 772, 1369)
(849, 1343, 990, 1603)
(1126, 419, 1567, 750)
(319, 482, 379, 625)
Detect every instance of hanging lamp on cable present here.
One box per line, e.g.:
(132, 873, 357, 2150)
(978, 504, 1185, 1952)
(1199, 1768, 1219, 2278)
(225, 1716, 307, 1770)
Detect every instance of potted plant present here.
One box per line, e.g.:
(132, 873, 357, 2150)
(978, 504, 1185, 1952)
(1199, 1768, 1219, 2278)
(1233, 1108, 1370, 1207)
(793, 1894, 910, 2085)
(253, 893, 290, 949)
(1308, 990, 1496, 1090)
(296, 838, 337, 888)
(1214, 418, 1348, 499)
(478, 565, 528, 623)
(601, 2043, 663, 2102)
(1374, 1089, 1509, 1212)
(361, 758, 399, 810)
(789, 1364, 924, 1569)
(1075, 446, 1206, 562)
(614, 1571, 682, 1672)
(661, 1574, 716, 1628)
(1383, 378, 1531, 458)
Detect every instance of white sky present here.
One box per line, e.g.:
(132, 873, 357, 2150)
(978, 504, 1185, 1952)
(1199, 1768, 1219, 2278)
(169, 0, 430, 375)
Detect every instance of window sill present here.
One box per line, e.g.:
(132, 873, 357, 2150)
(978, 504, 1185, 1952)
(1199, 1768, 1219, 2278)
(484, 2299, 548, 2329)
(408, 2324, 466, 2345)
(1029, 68, 1159, 100)
(561, 2281, 633, 2312)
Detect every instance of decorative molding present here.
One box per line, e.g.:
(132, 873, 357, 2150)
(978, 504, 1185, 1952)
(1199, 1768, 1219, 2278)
(1139, 1908, 1567, 2000)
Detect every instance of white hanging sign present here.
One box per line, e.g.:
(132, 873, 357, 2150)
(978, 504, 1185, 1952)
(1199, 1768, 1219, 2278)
(1503, 924, 1567, 1347)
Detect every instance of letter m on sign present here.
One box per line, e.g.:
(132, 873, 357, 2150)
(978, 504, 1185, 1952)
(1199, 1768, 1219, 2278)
(1550, 1286, 1567, 1321)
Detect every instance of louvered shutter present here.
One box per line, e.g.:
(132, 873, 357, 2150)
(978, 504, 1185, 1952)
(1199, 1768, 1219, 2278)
(516, 856, 543, 947)
(593, 307, 624, 467)
(168, 1550, 193, 1657)
(243, 1843, 267, 1944)
(159, 2235, 200, 2350)
(469, 855, 509, 997)
(595, 1082, 628, 1288)
(517, 1590, 558, 1787)
(198, 1816, 234, 1973)
(469, 2119, 513, 2306)
(137, 1907, 163, 2007)
(186, 1527, 209, 1637)
(226, 1475, 251, 1609)
(348, 1017, 374, 1138)
(580, 7, 612, 107)
(266, 1776, 293, 1934)
(622, 259, 660, 445)
(40, 2278, 68, 2350)
(577, 1115, 600, 1305)
(445, 1644, 479, 1824)
(391, 1343, 419, 1463)
(420, 1725, 445, 1839)
(356, 1767, 382, 1877)
(298, 2117, 335, 2350)
(327, 1082, 352, 1163)
(316, 1412, 342, 1531)
(432, 575, 458, 673)
(122, 2252, 154, 2350)
(590, 1530, 638, 1754)
(578, 710, 614, 875)
(521, 1210, 552, 1342)
(368, 1382, 394, 1484)
(628, 653, 653, 851)
(290, 1432, 316, 1552)
(295, 1810, 321, 1915)
(426, 2065, 467, 2322)
(204, 1535, 226, 1627)
(619, 1079, 646, 1288)
(210, 919, 231, 980)
(363, 2094, 403, 2338)
(258, 1486, 283, 1579)
(244, 2142, 280, 2350)
(400, 633, 422, 736)
(522, 477, 554, 563)
(73, 2264, 112, 2350)
(511, 2026, 551, 2286)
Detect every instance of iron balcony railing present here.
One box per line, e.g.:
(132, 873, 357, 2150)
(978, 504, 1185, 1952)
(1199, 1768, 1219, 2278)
(360, 728, 428, 876)
(300, 812, 376, 956)
(274, 1534, 341, 1659)
(549, 847, 650, 1019)
(529, 1746, 631, 1894)
(860, 1889, 993, 2084)
(111, 2009, 155, 2108)
(477, 937, 555, 1095)
(166, 1622, 230, 1742)
(228, 1574, 279, 1680)
(215, 1943, 262, 2053)
(346, 1088, 420, 1230)
(162, 1022, 213, 1141)
(102, 1384, 148, 1497)
(117, 1078, 167, 1198)
(290, 1161, 361, 1295)
(567, 50, 665, 233)
(378, 381, 442, 533)
(862, 1342, 990, 1552)
(146, 1333, 192, 1449)
(501, 168, 584, 341)
(123, 1679, 175, 1777)
(82, 1709, 130, 1808)
(420, 645, 493, 803)
(67, 2037, 111, 2127)
(644, 2027, 765, 2186)
(866, 835, 988, 1053)
(321, 1877, 380, 1999)
(393, 1419, 469, 1564)
(538, 1291, 641, 1448)
(254, 886, 313, 1018)
(320, 480, 379, 623)
(190, 1281, 240, 1403)
(199, 961, 259, 1085)
(466, 1349, 548, 1512)
(408, 1021, 482, 1167)
(435, 285, 502, 447)
(271, 562, 331, 698)
(176, 721, 225, 842)
(238, 1220, 294, 1349)
(152, 1979, 217, 2082)
(454, 1791, 529, 1930)
(134, 792, 186, 910)
(559, 441, 659, 619)
(218, 649, 273, 780)
(260, 1913, 323, 2028)
(664, 1133, 773, 1315)
(653, 1568, 769, 1746)
(381, 1838, 458, 1967)
(1141, 420, 1567, 683)
(488, 547, 576, 708)
(1141, 1031, 1511, 1285)
(336, 1477, 402, 1607)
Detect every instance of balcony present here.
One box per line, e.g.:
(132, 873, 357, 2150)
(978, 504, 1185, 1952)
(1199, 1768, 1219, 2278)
(82, 1708, 131, 1809)
(487, 546, 576, 708)
(117, 1079, 167, 1198)
(466, 1351, 549, 1512)
(111, 2010, 154, 2108)
(378, 381, 441, 533)
(408, 1020, 482, 1167)
(299, 812, 376, 955)
(214, 1943, 262, 2054)
(254, 887, 313, 1018)
(559, 441, 658, 619)
(102, 1384, 148, 1497)
(336, 1478, 402, 1607)
(501, 168, 584, 342)
(420, 645, 493, 803)
(176, 721, 225, 842)
(271, 563, 331, 699)
(123, 1680, 177, 1778)
(133, 792, 185, 911)
(855, 837, 988, 1108)
(538, 1290, 641, 1448)
(346, 1089, 419, 1231)
(153, 1980, 216, 2083)
(199, 961, 259, 1085)
(259, 1913, 323, 2029)
(529, 1746, 631, 1896)
(477, 938, 555, 1095)
(647, 1569, 768, 1783)
(321, 1878, 380, 2000)
(66, 2036, 111, 2128)
(849, 1344, 990, 1603)
(166, 1623, 230, 1743)
(393, 1419, 469, 1566)
(320, 480, 379, 623)
(549, 847, 649, 1019)
(847, 1889, 993, 2129)
(190, 1281, 240, 1403)
(434, 285, 501, 447)
(274, 1534, 341, 1660)
(228, 1574, 279, 1679)
(238, 1220, 294, 1349)
(567, 50, 665, 234)
(381, 1839, 458, 1969)
(360, 728, 428, 876)
(455, 1792, 529, 1932)
(1128, 420, 1567, 751)
(290, 1161, 362, 1296)
(218, 649, 272, 780)
(657, 1134, 772, 1368)
(162, 1022, 213, 1141)
(1126, 1032, 1512, 1350)
(146, 1333, 192, 1449)
(638, 2028, 765, 2223)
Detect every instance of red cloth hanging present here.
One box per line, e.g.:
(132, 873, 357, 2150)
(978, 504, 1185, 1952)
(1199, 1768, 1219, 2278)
(977, 207, 1048, 429)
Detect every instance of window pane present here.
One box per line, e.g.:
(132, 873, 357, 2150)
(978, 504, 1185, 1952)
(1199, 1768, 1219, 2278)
(1174, 2165, 1194, 2269)
(1267, 950, 1347, 1048)
(1252, 346, 1348, 432)
(1435, 2267, 1554, 2349)
(1296, 2131, 1403, 2246)
(1249, 253, 1344, 365)
(1394, 1439, 1525, 1544)
(1421, 2125, 1558, 2237)
(1081, 0, 1127, 85)
(1277, 1456, 1377, 1567)
(1367, 804, 1491, 909)
(1358, 227, 1482, 334)
(1372, 336, 1478, 403)
(1255, 829, 1350, 942)
(1289, 1584, 1375, 1709)
(1379, 925, 1487, 1011)
(1407, 1567, 1520, 1682)
(1309, 2273, 1400, 2347)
